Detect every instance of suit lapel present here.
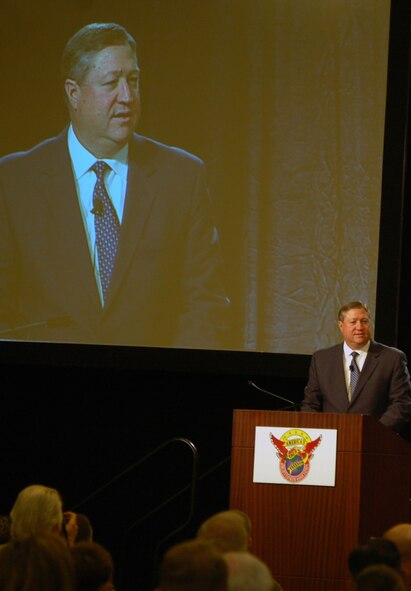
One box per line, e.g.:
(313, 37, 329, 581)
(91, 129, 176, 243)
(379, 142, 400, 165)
(104, 135, 158, 308)
(332, 344, 351, 409)
(350, 341, 380, 404)
(44, 132, 102, 310)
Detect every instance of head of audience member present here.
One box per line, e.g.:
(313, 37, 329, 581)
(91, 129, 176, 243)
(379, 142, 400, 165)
(0, 533, 75, 591)
(355, 564, 406, 591)
(231, 510, 252, 548)
(62, 22, 141, 158)
(71, 541, 114, 591)
(348, 537, 402, 580)
(10, 484, 64, 540)
(224, 552, 282, 591)
(384, 524, 411, 584)
(157, 539, 228, 591)
(197, 510, 251, 552)
(75, 513, 94, 543)
(338, 301, 372, 350)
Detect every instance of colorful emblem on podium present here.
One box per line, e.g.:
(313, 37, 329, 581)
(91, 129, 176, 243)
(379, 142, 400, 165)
(270, 429, 322, 483)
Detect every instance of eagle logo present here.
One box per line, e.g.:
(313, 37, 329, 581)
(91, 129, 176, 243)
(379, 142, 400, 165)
(270, 429, 322, 482)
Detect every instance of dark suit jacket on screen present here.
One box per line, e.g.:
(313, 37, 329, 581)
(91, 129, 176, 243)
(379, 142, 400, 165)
(300, 340, 411, 433)
(0, 130, 230, 348)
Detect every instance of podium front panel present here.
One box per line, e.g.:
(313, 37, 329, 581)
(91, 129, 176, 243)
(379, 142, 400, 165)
(230, 410, 411, 591)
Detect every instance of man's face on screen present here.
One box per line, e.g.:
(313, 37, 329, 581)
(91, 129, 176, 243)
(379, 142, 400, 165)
(65, 44, 141, 158)
(338, 307, 372, 350)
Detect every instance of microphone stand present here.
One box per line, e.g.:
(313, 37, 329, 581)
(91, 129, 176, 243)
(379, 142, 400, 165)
(248, 380, 300, 411)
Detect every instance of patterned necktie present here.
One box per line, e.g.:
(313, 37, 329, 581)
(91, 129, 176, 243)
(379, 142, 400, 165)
(350, 351, 360, 400)
(91, 161, 120, 305)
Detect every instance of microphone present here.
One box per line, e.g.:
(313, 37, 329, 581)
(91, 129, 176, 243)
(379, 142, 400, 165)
(248, 380, 299, 411)
(0, 316, 72, 338)
(91, 198, 104, 216)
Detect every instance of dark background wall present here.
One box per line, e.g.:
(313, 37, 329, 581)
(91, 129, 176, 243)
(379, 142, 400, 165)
(1, 361, 307, 590)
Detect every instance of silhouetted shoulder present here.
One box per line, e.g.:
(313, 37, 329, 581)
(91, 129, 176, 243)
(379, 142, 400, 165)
(0, 132, 68, 172)
(130, 133, 205, 168)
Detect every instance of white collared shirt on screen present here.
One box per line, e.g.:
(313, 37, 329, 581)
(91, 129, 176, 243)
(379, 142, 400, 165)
(67, 125, 128, 304)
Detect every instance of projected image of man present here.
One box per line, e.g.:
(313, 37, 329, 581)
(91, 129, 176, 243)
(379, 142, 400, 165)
(0, 23, 230, 348)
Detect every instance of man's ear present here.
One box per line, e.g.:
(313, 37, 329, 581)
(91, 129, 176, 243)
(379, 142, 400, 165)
(64, 79, 80, 109)
(338, 320, 343, 333)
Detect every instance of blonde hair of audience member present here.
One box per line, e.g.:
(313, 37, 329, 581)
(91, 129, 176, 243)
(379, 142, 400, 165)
(355, 564, 406, 591)
(158, 539, 228, 591)
(0, 533, 75, 591)
(384, 523, 411, 584)
(10, 484, 78, 545)
(197, 510, 250, 552)
(10, 484, 63, 538)
(71, 541, 114, 591)
(224, 552, 283, 591)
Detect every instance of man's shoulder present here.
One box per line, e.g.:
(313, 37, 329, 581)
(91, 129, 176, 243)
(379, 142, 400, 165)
(312, 343, 342, 359)
(369, 340, 407, 360)
(130, 133, 204, 168)
(0, 131, 66, 171)
(312, 340, 407, 360)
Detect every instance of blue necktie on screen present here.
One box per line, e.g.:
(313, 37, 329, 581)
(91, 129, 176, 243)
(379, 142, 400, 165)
(91, 161, 120, 305)
(350, 351, 360, 400)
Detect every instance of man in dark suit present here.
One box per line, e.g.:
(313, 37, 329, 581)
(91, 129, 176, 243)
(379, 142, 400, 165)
(301, 301, 411, 434)
(0, 23, 230, 348)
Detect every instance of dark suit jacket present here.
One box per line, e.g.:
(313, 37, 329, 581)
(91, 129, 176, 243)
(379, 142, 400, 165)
(0, 130, 230, 348)
(301, 340, 411, 433)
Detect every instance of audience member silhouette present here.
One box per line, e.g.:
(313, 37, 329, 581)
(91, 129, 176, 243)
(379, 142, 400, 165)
(75, 514, 94, 543)
(9, 484, 78, 545)
(348, 537, 402, 581)
(0, 516, 10, 544)
(231, 510, 252, 549)
(355, 564, 406, 591)
(157, 539, 228, 591)
(224, 551, 283, 591)
(71, 541, 114, 591)
(197, 510, 251, 552)
(384, 524, 411, 590)
(0, 533, 75, 591)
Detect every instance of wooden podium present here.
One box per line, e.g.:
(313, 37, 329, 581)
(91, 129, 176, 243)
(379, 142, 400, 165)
(230, 410, 411, 591)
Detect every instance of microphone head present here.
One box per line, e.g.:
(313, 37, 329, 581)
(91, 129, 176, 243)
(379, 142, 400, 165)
(91, 197, 104, 216)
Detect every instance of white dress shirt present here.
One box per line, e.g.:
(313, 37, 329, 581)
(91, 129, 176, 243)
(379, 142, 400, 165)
(343, 340, 370, 397)
(67, 125, 128, 304)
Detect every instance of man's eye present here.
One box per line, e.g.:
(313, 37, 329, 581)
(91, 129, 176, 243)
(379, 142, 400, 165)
(129, 77, 139, 87)
(104, 80, 117, 88)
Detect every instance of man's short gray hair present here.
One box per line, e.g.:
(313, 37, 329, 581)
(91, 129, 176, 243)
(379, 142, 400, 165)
(61, 22, 137, 84)
(338, 301, 370, 322)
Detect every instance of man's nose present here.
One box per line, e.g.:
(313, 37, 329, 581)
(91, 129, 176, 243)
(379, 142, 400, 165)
(118, 79, 133, 102)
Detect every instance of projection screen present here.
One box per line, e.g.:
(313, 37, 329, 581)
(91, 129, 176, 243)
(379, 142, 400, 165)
(0, 0, 397, 359)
